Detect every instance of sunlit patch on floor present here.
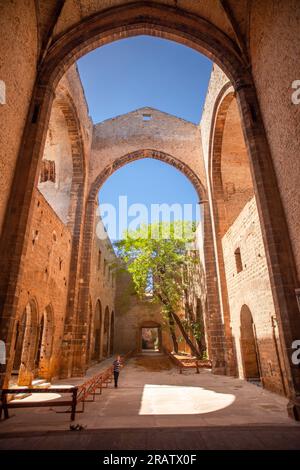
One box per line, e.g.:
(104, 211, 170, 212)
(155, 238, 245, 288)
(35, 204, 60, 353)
(10, 393, 62, 403)
(139, 384, 235, 415)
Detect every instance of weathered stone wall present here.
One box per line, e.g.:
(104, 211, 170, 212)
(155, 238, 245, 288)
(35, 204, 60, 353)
(201, 65, 285, 394)
(0, 1, 299, 404)
(219, 98, 254, 235)
(15, 189, 72, 382)
(200, 64, 229, 173)
(88, 212, 116, 361)
(0, 0, 38, 234)
(249, 0, 300, 279)
(38, 104, 73, 223)
(90, 107, 206, 193)
(58, 64, 93, 161)
(38, 65, 93, 225)
(114, 270, 173, 354)
(222, 196, 285, 394)
(52, 1, 235, 41)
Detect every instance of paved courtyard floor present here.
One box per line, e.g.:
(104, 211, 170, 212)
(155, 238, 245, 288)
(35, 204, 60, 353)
(0, 355, 300, 449)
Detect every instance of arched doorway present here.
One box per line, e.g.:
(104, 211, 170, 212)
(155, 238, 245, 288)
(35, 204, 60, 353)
(35, 305, 54, 380)
(240, 305, 261, 384)
(81, 149, 224, 372)
(102, 306, 110, 358)
(139, 321, 162, 353)
(13, 312, 27, 374)
(13, 300, 39, 386)
(92, 300, 102, 361)
(110, 311, 115, 356)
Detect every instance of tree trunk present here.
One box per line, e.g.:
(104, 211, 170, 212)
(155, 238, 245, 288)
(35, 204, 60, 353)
(196, 339, 205, 358)
(171, 311, 201, 358)
(183, 288, 194, 322)
(168, 312, 179, 354)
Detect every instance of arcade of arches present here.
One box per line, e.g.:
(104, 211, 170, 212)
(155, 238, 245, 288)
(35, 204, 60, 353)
(0, 1, 300, 423)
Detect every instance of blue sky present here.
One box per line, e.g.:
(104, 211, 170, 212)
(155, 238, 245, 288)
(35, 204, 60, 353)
(77, 36, 212, 124)
(77, 36, 212, 240)
(98, 158, 201, 241)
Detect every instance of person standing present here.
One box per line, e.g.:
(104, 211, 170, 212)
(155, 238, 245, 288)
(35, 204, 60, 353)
(113, 354, 122, 388)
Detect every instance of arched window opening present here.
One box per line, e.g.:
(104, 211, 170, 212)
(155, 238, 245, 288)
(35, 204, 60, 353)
(234, 248, 243, 273)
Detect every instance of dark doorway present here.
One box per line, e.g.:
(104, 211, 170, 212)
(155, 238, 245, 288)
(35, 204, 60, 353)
(142, 327, 159, 351)
(92, 300, 102, 361)
(240, 305, 261, 385)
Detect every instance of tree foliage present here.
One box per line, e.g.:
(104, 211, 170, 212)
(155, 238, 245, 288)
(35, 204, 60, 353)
(115, 221, 205, 357)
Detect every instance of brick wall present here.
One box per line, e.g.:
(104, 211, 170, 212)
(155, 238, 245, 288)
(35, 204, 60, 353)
(38, 104, 73, 223)
(88, 213, 116, 362)
(0, 0, 38, 234)
(250, 0, 300, 279)
(114, 270, 174, 354)
(222, 196, 285, 394)
(90, 107, 206, 193)
(16, 189, 72, 382)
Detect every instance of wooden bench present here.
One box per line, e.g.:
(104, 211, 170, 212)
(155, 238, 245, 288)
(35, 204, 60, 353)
(0, 352, 134, 422)
(0, 386, 78, 421)
(163, 348, 212, 373)
(0, 366, 113, 421)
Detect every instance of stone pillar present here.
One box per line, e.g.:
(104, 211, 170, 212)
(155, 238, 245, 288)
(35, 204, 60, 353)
(69, 198, 97, 377)
(202, 202, 227, 374)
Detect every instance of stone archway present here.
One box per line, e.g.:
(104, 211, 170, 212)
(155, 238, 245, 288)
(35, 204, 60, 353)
(91, 149, 206, 198)
(208, 84, 286, 396)
(139, 321, 162, 353)
(50, 90, 87, 379)
(74, 148, 224, 376)
(208, 85, 246, 377)
(0, 2, 299, 417)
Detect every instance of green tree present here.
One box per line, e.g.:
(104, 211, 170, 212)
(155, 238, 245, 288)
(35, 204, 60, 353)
(115, 221, 204, 357)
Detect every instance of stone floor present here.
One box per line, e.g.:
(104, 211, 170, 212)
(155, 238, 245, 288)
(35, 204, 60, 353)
(0, 355, 300, 449)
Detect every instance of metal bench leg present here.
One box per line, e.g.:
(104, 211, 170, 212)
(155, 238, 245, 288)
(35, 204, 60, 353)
(71, 388, 78, 421)
(1, 393, 9, 419)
